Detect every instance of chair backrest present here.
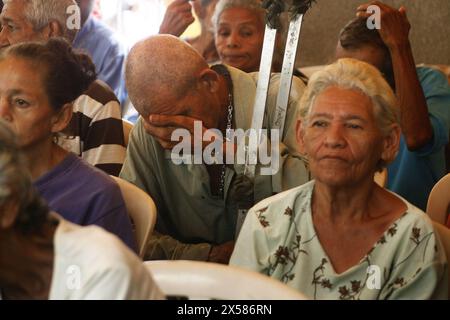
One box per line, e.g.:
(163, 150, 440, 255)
(432, 221, 450, 299)
(122, 120, 133, 147)
(144, 260, 307, 300)
(112, 176, 157, 258)
(427, 173, 450, 225)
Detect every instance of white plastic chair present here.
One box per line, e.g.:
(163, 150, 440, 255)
(432, 221, 450, 299)
(112, 176, 157, 258)
(144, 260, 307, 300)
(427, 173, 450, 225)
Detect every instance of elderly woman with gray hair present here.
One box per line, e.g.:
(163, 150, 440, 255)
(212, 0, 265, 73)
(230, 58, 448, 299)
(212, 0, 278, 73)
(0, 120, 163, 300)
(212, 0, 308, 83)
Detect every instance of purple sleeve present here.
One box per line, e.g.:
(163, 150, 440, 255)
(86, 182, 137, 253)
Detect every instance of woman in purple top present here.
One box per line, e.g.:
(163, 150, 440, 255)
(0, 38, 136, 251)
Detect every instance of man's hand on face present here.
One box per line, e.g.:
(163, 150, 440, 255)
(356, 1, 411, 50)
(144, 114, 237, 162)
(159, 0, 195, 37)
(144, 114, 213, 150)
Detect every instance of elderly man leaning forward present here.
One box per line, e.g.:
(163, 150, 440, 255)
(120, 35, 309, 263)
(0, 0, 126, 176)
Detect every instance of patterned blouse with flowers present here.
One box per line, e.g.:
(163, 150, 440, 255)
(230, 181, 448, 300)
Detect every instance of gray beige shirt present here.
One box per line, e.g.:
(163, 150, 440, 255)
(120, 65, 309, 259)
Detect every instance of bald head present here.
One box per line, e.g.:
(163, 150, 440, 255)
(126, 35, 209, 117)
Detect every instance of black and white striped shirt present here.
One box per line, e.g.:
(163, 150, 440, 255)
(59, 80, 126, 176)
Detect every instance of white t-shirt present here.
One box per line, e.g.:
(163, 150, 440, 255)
(49, 217, 164, 300)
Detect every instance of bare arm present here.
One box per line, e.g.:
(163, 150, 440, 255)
(159, 0, 195, 36)
(358, 1, 433, 150)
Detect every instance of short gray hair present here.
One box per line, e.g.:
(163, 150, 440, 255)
(212, 0, 265, 32)
(0, 120, 49, 233)
(211, 0, 290, 71)
(4, 0, 79, 42)
(299, 58, 400, 137)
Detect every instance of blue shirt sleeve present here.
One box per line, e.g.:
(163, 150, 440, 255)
(73, 17, 128, 105)
(414, 67, 450, 156)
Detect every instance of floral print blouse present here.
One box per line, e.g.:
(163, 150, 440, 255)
(230, 181, 448, 299)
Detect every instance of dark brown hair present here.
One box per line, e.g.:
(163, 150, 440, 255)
(0, 37, 97, 111)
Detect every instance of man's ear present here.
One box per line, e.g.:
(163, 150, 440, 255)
(296, 119, 307, 155)
(198, 68, 220, 93)
(51, 103, 73, 134)
(41, 21, 64, 39)
(381, 123, 401, 164)
(0, 200, 19, 229)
